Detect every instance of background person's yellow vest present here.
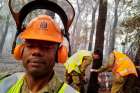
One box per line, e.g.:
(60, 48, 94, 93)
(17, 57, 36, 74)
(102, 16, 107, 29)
(112, 51, 138, 77)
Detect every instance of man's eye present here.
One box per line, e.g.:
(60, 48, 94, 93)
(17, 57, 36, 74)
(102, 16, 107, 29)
(42, 45, 55, 49)
(26, 45, 33, 48)
(25, 44, 56, 49)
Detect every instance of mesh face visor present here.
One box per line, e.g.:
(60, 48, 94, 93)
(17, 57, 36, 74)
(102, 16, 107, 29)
(9, 0, 75, 33)
(9, 0, 75, 54)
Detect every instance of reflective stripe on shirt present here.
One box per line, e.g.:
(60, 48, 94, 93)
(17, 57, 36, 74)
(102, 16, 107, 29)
(0, 72, 79, 93)
(0, 72, 24, 93)
(59, 83, 79, 93)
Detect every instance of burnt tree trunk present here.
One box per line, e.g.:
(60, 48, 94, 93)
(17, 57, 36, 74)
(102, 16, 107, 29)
(87, 0, 108, 93)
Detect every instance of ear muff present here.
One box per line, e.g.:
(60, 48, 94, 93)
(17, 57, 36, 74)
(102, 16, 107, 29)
(14, 37, 69, 63)
(57, 46, 68, 64)
(57, 37, 69, 64)
(14, 43, 68, 63)
(13, 44, 25, 60)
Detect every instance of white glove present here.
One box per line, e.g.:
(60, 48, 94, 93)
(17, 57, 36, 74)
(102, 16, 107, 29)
(90, 69, 98, 72)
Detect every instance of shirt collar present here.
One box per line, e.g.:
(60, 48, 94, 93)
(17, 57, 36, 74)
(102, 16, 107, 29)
(21, 74, 63, 93)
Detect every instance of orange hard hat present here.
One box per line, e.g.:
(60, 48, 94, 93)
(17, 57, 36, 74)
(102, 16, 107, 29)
(19, 15, 63, 43)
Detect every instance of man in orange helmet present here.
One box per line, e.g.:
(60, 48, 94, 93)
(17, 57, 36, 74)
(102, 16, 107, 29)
(0, 15, 79, 93)
(90, 50, 138, 93)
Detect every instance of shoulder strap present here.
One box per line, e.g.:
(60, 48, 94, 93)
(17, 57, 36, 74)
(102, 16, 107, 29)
(56, 82, 64, 93)
(0, 73, 12, 81)
(58, 83, 79, 93)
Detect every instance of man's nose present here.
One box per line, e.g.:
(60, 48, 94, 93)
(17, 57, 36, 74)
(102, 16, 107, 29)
(31, 47, 43, 57)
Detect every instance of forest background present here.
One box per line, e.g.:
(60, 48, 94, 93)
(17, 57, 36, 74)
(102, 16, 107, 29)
(0, 0, 140, 65)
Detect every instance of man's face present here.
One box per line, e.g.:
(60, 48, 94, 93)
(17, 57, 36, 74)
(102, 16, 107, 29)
(92, 53, 100, 60)
(22, 39, 58, 77)
(82, 56, 92, 67)
(80, 56, 92, 72)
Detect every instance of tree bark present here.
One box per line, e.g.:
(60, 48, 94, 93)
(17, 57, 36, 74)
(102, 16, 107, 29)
(87, 0, 108, 92)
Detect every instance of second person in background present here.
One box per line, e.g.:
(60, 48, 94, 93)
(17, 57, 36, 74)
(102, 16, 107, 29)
(64, 50, 93, 93)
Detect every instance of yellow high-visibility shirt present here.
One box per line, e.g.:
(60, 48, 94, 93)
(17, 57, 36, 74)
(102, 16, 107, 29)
(64, 50, 92, 73)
